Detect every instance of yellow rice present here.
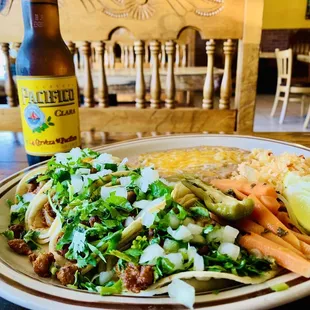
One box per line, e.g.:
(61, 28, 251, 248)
(232, 148, 310, 193)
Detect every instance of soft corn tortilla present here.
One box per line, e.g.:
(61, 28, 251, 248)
(135, 269, 280, 296)
(15, 166, 48, 200)
(24, 180, 59, 243)
(128, 146, 249, 183)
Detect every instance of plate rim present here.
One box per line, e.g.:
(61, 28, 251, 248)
(1, 133, 310, 309)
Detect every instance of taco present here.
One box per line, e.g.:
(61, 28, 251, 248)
(24, 180, 60, 244)
(15, 166, 48, 200)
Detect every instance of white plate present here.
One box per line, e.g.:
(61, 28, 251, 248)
(1, 134, 310, 310)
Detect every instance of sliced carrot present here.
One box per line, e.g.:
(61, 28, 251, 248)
(233, 189, 247, 200)
(239, 232, 310, 278)
(259, 196, 280, 215)
(277, 212, 299, 231)
(292, 230, 310, 245)
(249, 194, 303, 253)
(211, 179, 277, 198)
(235, 219, 305, 257)
(300, 241, 310, 258)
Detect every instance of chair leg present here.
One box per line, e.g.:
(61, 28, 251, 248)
(304, 98, 310, 129)
(270, 86, 280, 117)
(279, 92, 290, 124)
(301, 95, 306, 117)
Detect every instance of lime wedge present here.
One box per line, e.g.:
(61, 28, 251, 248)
(283, 172, 310, 233)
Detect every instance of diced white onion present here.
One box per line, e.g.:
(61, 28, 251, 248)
(120, 176, 132, 187)
(133, 197, 165, 211)
(222, 225, 239, 243)
(167, 225, 193, 242)
(55, 153, 69, 164)
(165, 253, 184, 270)
(100, 186, 127, 200)
(193, 253, 204, 271)
(142, 212, 156, 228)
(10, 204, 21, 213)
(135, 167, 159, 193)
(168, 279, 195, 310)
(139, 244, 165, 265)
(75, 168, 91, 175)
(99, 271, 114, 285)
(169, 214, 180, 229)
(93, 153, 115, 165)
(118, 157, 128, 171)
(22, 192, 35, 203)
(133, 200, 150, 210)
(187, 223, 203, 235)
(70, 147, 82, 161)
(182, 217, 195, 226)
(71, 175, 83, 194)
(187, 246, 204, 271)
(187, 246, 196, 262)
(218, 243, 240, 261)
(124, 216, 134, 227)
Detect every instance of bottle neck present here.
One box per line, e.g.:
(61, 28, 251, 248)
(22, 0, 61, 39)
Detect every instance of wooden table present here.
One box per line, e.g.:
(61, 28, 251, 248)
(297, 54, 310, 63)
(0, 66, 224, 102)
(259, 51, 276, 59)
(76, 66, 224, 94)
(1, 131, 310, 309)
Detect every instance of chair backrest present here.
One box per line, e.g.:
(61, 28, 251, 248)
(0, 0, 264, 136)
(275, 48, 293, 84)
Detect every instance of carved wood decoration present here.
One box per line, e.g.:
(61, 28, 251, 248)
(129, 45, 135, 68)
(108, 45, 115, 68)
(0, 1, 244, 42)
(96, 41, 109, 108)
(134, 40, 146, 109)
(1, 43, 17, 107)
(219, 39, 234, 110)
(81, 41, 95, 107)
(165, 41, 176, 109)
(175, 43, 180, 67)
(150, 40, 161, 109)
(203, 39, 215, 109)
(123, 45, 129, 68)
(181, 44, 187, 67)
(161, 44, 166, 68)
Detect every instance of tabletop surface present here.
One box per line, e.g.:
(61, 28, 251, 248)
(1, 131, 310, 309)
(297, 54, 310, 63)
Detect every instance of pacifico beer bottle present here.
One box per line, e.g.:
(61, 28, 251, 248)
(16, 0, 81, 165)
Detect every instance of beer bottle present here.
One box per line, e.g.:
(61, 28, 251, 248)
(16, 0, 81, 166)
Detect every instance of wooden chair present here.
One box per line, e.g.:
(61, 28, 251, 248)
(270, 48, 310, 125)
(0, 0, 264, 141)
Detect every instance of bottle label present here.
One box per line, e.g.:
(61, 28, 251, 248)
(16, 75, 81, 156)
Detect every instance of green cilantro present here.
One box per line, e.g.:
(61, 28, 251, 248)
(23, 230, 40, 250)
(1, 229, 14, 240)
(96, 279, 122, 296)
